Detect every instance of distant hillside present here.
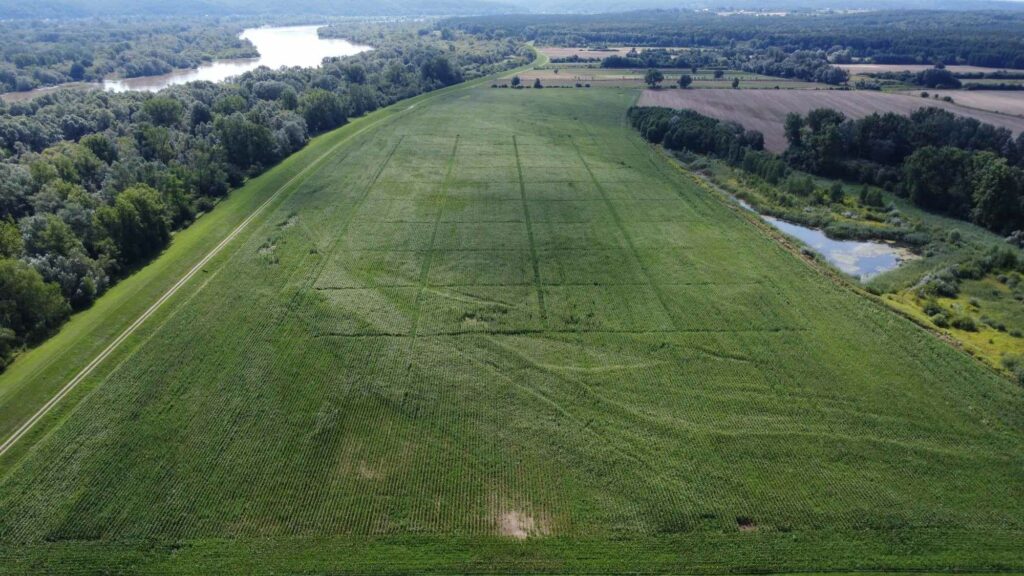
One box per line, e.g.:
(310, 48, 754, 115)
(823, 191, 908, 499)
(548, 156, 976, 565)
(510, 0, 1024, 12)
(0, 0, 519, 19)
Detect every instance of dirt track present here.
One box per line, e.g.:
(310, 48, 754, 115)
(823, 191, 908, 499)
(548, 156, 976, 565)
(638, 88, 1024, 152)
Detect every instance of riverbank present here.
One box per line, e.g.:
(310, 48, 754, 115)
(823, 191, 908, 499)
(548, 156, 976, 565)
(1, 25, 372, 102)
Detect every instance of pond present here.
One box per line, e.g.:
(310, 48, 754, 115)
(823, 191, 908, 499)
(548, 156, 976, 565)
(732, 197, 913, 280)
(104, 25, 372, 92)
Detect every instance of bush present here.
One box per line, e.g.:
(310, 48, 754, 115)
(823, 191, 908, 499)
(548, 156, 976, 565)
(951, 315, 978, 331)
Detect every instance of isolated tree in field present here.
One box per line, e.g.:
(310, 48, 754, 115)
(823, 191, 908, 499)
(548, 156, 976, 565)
(677, 74, 693, 88)
(731, 77, 740, 89)
(713, 69, 724, 79)
(533, 78, 543, 89)
(510, 75, 521, 87)
(645, 68, 664, 88)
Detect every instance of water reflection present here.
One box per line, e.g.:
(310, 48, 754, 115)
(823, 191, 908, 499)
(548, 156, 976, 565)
(732, 197, 912, 280)
(104, 25, 371, 92)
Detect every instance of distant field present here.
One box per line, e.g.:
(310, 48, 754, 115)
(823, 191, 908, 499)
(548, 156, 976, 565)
(1, 85, 1023, 573)
(902, 89, 1024, 117)
(840, 63, 1024, 75)
(639, 88, 1024, 152)
(506, 68, 821, 89)
(538, 46, 639, 59)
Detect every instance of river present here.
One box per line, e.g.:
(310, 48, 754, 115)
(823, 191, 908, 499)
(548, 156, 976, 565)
(2, 25, 371, 101)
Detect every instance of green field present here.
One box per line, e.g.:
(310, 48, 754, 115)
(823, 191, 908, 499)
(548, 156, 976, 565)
(1, 84, 1023, 574)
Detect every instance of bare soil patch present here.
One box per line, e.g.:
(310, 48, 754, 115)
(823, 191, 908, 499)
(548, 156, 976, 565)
(900, 90, 1024, 118)
(638, 88, 1024, 152)
(498, 511, 547, 539)
(736, 516, 757, 532)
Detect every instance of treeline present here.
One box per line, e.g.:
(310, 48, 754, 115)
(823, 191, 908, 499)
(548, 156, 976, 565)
(866, 67, 963, 89)
(628, 106, 786, 184)
(0, 23, 527, 369)
(631, 104, 1024, 238)
(599, 48, 847, 85)
(600, 49, 707, 70)
(781, 107, 1024, 233)
(0, 19, 259, 93)
(446, 10, 1024, 70)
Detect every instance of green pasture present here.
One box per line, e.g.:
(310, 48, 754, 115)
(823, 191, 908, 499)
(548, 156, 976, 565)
(0, 86, 1022, 574)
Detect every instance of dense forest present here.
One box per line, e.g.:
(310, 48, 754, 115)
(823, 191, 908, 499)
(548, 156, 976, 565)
(448, 10, 1024, 69)
(0, 19, 259, 93)
(0, 22, 527, 369)
(630, 104, 1024, 238)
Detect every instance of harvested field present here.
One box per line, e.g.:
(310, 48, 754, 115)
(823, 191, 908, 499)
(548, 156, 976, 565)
(638, 88, 1024, 152)
(839, 63, 1024, 75)
(902, 90, 1024, 117)
(538, 46, 641, 59)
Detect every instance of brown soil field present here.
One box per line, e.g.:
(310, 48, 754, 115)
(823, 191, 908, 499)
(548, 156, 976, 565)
(538, 47, 654, 59)
(839, 64, 1024, 75)
(638, 88, 1024, 152)
(901, 90, 1024, 117)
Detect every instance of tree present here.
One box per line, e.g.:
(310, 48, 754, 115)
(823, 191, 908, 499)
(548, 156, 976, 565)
(94, 185, 170, 266)
(902, 146, 974, 218)
(142, 97, 184, 127)
(916, 67, 962, 89)
(533, 78, 543, 89)
(677, 74, 693, 89)
(215, 113, 277, 169)
(713, 69, 725, 79)
(970, 153, 1022, 234)
(420, 56, 462, 86)
(858, 186, 884, 207)
(644, 68, 665, 88)
(0, 217, 22, 258)
(299, 88, 346, 134)
(731, 77, 740, 89)
(69, 62, 86, 81)
(0, 257, 70, 362)
(784, 113, 804, 146)
(80, 133, 117, 164)
(510, 75, 521, 88)
(829, 182, 845, 203)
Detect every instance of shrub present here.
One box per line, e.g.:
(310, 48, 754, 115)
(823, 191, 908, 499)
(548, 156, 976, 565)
(951, 315, 978, 331)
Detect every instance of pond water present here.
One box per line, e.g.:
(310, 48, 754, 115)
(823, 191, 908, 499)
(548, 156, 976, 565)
(104, 26, 371, 92)
(732, 197, 912, 280)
